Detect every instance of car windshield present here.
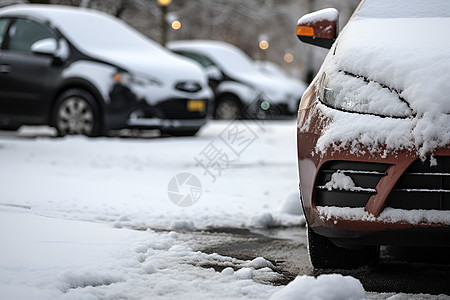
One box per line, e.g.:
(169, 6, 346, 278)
(38, 7, 165, 55)
(200, 44, 260, 75)
(357, 0, 450, 18)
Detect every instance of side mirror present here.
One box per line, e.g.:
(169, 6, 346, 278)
(31, 38, 57, 55)
(296, 8, 339, 49)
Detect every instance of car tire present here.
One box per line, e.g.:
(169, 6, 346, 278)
(307, 226, 379, 269)
(214, 96, 242, 120)
(53, 88, 103, 137)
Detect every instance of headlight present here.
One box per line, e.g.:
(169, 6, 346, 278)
(318, 71, 413, 118)
(113, 72, 162, 87)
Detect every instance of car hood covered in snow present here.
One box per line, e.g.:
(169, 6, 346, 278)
(0, 5, 208, 85)
(306, 0, 450, 157)
(331, 0, 450, 115)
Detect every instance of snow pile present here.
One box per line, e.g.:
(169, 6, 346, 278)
(317, 206, 450, 225)
(304, 0, 450, 157)
(320, 171, 375, 193)
(277, 191, 304, 216)
(249, 213, 281, 228)
(245, 257, 274, 269)
(324, 170, 355, 191)
(0, 211, 285, 299)
(269, 274, 366, 300)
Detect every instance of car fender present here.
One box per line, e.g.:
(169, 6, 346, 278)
(215, 81, 259, 105)
(61, 60, 117, 103)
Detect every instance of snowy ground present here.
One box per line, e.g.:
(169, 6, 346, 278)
(0, 120, 446, 299)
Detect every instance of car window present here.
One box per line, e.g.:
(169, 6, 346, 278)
(7, 18, 56, 54)
(0, 18, 9, 47)
(177, 51, 215, 69)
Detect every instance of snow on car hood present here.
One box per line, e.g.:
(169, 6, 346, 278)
(303, 1, 450, 158)
(334, 16, 450, 115)
(88, 49, 208, 85)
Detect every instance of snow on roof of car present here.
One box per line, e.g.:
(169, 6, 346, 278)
(302, 0, 450, 158)
(169, 40, 260, 76)
(0, 4, 207, 82)
(0, 4, 164, 54)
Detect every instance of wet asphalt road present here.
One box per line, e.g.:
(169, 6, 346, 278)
(183, 226, 450, 296)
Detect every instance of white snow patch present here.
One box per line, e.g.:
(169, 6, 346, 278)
(324, 170, 356, 191)
(269, 274, 366, 300)
(234, 267, 254, 280)
(169, 220, 196, 231)
(317, 206, 450, 225)
(221, 267, 234, 275)
(297, 8, 338, 24)
(0, 211, 283, 299)
(249, 213, 281, 228)
(245, 257, 274, 270)
(320, 171, 375, 193)
(278, 191, 303, 216)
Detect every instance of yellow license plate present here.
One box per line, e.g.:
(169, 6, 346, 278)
(187, 100, 205, 112)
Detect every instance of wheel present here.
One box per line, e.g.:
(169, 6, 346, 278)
(161, 128, 200, 137)
(307, 226, 378, 269)
(53, 88, 103, 137)
(214, 96, 242, 120)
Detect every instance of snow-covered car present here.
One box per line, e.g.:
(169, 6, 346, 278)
(168, 40, 302, 120)
(255, 60, 307, 110)
(296, 0, 450, 269)
(0, 5, 212, 136)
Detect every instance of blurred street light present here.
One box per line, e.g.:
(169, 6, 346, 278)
(157, 0, 171, 6)
(157, 0, 172, 46)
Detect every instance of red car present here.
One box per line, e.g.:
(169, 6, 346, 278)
(296, 0, 450, 269)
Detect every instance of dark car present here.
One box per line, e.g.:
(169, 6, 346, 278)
(296, 1, 450, 269)
(0, 4, 212, 136)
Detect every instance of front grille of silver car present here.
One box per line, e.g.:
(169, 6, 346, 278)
(386, 156, 450, 210)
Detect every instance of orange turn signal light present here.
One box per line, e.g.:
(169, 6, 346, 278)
(296, 25, 315, 37)
(113, 73, 122, 83)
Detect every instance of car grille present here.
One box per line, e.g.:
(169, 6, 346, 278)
(155, 98, 207, 119)
(315, 161, 388, 208)
(386, 156, 450, 210)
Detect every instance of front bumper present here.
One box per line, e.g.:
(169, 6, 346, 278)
(127, 115, 206, 129)
(104, 83, 210, 131)
(299, 141, 450, 248)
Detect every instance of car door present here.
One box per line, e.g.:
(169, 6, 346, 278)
(0, 17, 61, 124)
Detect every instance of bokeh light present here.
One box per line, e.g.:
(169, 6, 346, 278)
(259, 40, 269, 50)
(171, 20, 181, 30)
(284, 53, 294, 63)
